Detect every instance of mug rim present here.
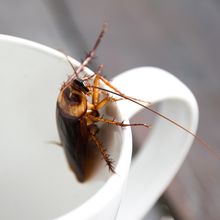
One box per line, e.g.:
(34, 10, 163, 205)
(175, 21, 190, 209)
(0, 34, 133, 219)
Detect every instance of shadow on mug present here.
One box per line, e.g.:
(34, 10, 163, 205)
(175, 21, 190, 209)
(131, 103, 159, 158)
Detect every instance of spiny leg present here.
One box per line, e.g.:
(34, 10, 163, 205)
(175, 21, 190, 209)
(94, 96, 109, 110)
(87, 114, 151, 128)
(92, 65, 103, 106)
(87, 72, 151, 129)
(92, 74, 151, 106)
(89, 66, 120, 110)
(90, 91, 123, 111)
(88, 128, 115, 173)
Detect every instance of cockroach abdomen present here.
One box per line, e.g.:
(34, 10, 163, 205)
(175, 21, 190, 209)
(56, 103, 89, 182)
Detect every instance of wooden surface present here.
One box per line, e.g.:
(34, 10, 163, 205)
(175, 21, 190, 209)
(1, 0, 220, 219)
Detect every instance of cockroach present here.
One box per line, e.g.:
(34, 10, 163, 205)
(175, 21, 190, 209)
(56, 24, 219, 182)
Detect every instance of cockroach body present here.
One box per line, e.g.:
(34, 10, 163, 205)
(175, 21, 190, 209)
(56, 107, 88, 182)
(56, 80, 89, 181)
(56, 24, 219, 182)
(56, 25, 148, 182)
(56, 76, 108, 182)
(57, 70, 151, 182)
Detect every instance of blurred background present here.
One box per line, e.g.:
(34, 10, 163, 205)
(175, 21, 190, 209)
(1, 0, 220, 219)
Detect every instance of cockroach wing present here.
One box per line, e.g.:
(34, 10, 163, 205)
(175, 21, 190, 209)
(56, 104, 88, 182)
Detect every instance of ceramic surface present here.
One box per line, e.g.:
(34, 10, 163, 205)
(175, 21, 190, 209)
(0, 35, 198, 220)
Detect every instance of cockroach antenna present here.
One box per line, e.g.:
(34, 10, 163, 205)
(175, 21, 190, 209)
(90, 85, 220, 160)
(64, 23, 107, 88)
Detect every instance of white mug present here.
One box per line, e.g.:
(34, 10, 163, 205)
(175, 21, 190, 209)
(0, 35, 198, 220)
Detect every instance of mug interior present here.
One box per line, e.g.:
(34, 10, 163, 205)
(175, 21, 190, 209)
(0, 35, 128, 220)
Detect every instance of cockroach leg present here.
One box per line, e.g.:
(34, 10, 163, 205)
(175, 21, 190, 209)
(87, 73, 151, 128)
(92, 71, 101, 106)
(90, 71, 125, 110)
(94, 97, 109, 110)
(93, 95, 123, 110)
(90, 74, 152, 106)
(88, 127, 115, 173)
(46, 141, 63, 147)
(86, 114, 151, 128)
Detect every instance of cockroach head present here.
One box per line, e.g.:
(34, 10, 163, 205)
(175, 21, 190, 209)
(57, 85, 87, 118)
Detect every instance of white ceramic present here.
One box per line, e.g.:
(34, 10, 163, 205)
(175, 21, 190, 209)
(0, 35, 198, 220)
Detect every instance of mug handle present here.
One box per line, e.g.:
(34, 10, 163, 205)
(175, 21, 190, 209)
(111, 67, 199, 220)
